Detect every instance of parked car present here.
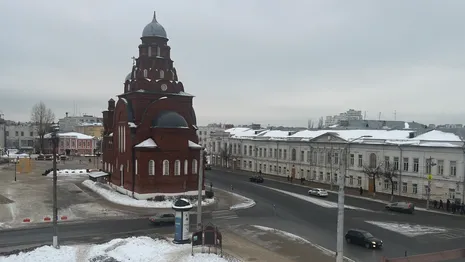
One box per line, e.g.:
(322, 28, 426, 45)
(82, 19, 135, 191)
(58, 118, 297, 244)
(149, 213, 175, 225)
(36, 155, 45, 161)
(249, 176, 264, 183)
(59, 155, 69, 160)
(45, 154, 53, 161)
(345, 229, 383, 249)
(205, 164, 212, 170)
(308, 188, 328, 197)
(385, 202, 415, 214)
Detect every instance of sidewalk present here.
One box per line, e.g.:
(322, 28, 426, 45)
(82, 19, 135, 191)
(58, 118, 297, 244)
(221, 224, 338, 262)
(212, 167, 463, 217)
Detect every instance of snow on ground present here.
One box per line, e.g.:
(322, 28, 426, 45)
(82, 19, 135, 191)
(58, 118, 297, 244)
(223, 190, 256, 210)
(0, 236, 233, 262)
(82, 180, 215, 208)
(251, 225, 356, 262)
(46, 169, 89, 177)
(263, 186, 371, 211)
(365, 221, 447, 237)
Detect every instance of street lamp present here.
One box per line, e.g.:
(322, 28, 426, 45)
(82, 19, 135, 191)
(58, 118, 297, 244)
(50, 122, 60, 249)
(336, 135, 372, 262)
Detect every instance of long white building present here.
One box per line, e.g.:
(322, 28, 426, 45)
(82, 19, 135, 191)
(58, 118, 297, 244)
(211, 127, 465, 203)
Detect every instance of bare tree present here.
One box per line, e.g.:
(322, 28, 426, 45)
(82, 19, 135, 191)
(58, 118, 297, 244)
(220, 145, 232, 168)
(308, 119, 315, 129)
(381, 162, 398, 201)
(31, 101, 55, 153)
(317, 117, 324, 129)
(361, 163, 383, 195)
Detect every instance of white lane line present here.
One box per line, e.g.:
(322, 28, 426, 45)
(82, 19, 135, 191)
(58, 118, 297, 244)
(263, 186, 372, 211)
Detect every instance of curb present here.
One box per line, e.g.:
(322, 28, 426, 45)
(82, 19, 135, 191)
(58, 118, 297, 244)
(213, 168, 463, 217)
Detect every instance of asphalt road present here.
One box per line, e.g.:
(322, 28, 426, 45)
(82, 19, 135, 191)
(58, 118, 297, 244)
(206, 169, 465, 262)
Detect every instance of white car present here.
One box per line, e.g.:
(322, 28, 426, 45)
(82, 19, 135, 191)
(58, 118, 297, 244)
(308, 188, 328, 197)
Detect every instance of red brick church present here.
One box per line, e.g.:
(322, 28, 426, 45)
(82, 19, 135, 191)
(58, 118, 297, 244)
(101, 11, 204, 199)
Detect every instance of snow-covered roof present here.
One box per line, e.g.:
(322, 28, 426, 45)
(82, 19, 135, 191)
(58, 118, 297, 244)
(188, 140, 202, 149)
(135, 138, 157, 148)
(224, 128, 465, 147)
(44, 132, 94, 139)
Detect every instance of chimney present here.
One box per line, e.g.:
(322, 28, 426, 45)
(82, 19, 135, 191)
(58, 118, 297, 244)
(409, 132, 415, 138)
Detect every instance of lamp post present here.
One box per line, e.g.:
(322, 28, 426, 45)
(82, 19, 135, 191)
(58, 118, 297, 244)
(336, 135, 372, 262)
(14, 157, 18, 181)
(425, 156, 436, 210)
(197, 148, 204, 230)
(96, 152, 102, 170)
(50, 122, 60, 249)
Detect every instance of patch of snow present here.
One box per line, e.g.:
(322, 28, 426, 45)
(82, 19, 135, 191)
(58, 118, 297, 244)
(0, 153, 30, 159)
(192, 125, 198, 130)
(43, 132, 94, 139)
(217, 189, 256, 210)
(144, 77, 152, 82)
(0, 236, 232, 262)
(263, 186, 371, 211)
(365, 221, 447, 237)
(128, 122, 137, 128)
(404, 122, 410, 129)
(188, 140, 202, 149)
(251, 225, 355, 262)
(46, 169, 89, 177)
(135, 138, 157, 148)
(82, 180, 215, 208)
(159, 96, 168, 100)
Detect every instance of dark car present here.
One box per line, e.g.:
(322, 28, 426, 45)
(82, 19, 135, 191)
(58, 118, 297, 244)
(205, 164, 212, 170)
(385, 201, 414, 214)
(249, 176, 264, 183)
(36, 155, 45, 161)
(345, 229, 383, 249)
(149, 213, 175, 225)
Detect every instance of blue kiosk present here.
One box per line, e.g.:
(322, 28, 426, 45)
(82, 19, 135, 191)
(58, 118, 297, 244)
(172, 198, 193, 244)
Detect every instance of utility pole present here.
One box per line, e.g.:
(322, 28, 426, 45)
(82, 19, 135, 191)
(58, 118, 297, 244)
(426, 156, 435, 210)
(14, 157, 18, 181)
(51, 122, 59, 249)
(197, 149, 204, 230)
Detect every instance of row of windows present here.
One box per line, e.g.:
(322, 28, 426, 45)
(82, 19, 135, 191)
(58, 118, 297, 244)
(104, 159, 199, 176)
(383, 181, 457, 199)
(5, 131, 34, 137)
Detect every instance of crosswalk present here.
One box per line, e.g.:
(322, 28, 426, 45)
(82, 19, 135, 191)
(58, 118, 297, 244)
(211, 210, 238, 220)
(433, 232, 465, 240)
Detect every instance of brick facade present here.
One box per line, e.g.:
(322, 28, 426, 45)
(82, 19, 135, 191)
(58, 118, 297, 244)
(101, 11, 203, 197)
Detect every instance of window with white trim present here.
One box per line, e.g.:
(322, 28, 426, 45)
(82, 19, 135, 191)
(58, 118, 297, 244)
(160, 70, 164, 78)
(148, 160, 155, 175)
(184, 160, 188, 175)
(135, 159, 138, 175)
(163, 160, 169, 175)
(143, 69, 148, 77)
(192, 159, 198, 174)
(174, 160, 181, 176)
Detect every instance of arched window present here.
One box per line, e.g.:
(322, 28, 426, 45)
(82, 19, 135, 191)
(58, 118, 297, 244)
(184, 160, 188, 175)
(148, 46, 152, 57)
(148, 160, 155, 175)
(143, 69, 148, 77)
(160, 70, 164, 79)
(369, 153, 377, 168)
(174, 160, 181, 176)
(192, 159, 198, 174)
(291, 148, 297, 161)
(163, 160, 169, 175)
(156, 46, 161, 56)
(135, 159, 138, 175)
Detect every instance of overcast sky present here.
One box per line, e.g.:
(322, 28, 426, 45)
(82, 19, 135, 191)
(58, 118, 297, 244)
(1, 1, 464, 127)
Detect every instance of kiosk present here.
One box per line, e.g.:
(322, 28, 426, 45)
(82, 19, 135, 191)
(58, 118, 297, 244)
(172, 198, 193, 244)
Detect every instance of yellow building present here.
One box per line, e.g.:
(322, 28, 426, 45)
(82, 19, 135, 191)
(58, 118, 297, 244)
(75, 123, 103, 138)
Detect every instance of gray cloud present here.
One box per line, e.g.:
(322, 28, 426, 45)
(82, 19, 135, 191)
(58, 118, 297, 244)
(1, 0, 464, 126)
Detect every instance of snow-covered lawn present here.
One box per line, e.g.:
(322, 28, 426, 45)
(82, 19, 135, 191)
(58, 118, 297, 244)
(46, 169, 89, 177)
(365, 221, 447, 237)
(226, 191, 256, 210)
(0, 236, 234, 262)
(251, 225, 356, 262)
(82, 180, 216, 208)
(263, 186, 371, 211)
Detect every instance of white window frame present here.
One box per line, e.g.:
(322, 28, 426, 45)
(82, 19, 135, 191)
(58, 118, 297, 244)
(163, 160, 169, 176)
(148, 160, 155, 176)
(160, 70, 164, 78)
(135, 159, 138, 175)
(143, 69, 148, 78)
(184, 160, 188, 175)
(174, 160, 181, 176)
(192, 159, 198, 174)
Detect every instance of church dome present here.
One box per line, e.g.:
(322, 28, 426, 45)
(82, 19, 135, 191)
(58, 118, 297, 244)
(142, 11, 167, 38)
(152, 111, 188, 128)
(125, 72, 131, 82)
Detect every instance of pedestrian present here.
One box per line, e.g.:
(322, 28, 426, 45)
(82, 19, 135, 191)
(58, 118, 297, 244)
(446, 199, 451, 212)
(287, 175, 290, 181)
(300, 177, 305, 185)
(461, 203, 465, 215)
(290, 176, 293, 183)
(439, 199, 443, 209)
(452, 202, 456, 214)
(359, 187, 363, 196)
(433, 200, 438, 209)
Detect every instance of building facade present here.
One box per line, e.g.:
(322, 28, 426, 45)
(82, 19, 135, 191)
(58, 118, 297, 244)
(197, 124, 227, 153)
(212, 128, 465, 203)
(59, 113, 103, 132)
(4, 122, 37, 152)
(101, 11, 203, 198)
(75, 123, 104, 138)
(43, 132, 96, 155)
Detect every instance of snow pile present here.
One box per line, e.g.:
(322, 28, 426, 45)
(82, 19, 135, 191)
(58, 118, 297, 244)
(46, 169, 89, 177)
(224, 190, 256, 210)
(82, 180, 215, 208)
(365, 221, 447, 237)
(263, 186, 371, 211)
(0, 236, 233, 262)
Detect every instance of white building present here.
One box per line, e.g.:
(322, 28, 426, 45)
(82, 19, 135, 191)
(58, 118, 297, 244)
(325, 109, 363, 127)
(197, 125, 227, 153)
(211, 127, 465, 203)
(58, 113, 103, 132)
(4, 122, 38, 151)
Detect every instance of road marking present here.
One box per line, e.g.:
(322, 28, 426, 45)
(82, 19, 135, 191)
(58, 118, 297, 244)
(434, 232, 465, 240)
(211, 210, 238, 220)
(365, 221, 447, 237)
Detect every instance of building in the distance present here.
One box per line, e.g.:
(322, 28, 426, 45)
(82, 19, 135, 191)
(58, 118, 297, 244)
(42, 132, 96, 155)
(101, 11, 203, 198)
(4, 122, 37, 152)
(325, 109, 363, 127)
(58, 113, 103, 132)
(75, 122, 104, 138)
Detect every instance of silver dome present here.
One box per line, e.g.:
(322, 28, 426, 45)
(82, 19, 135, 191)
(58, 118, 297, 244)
(142, 11, 167, 38)
(125, 72, 131, 82)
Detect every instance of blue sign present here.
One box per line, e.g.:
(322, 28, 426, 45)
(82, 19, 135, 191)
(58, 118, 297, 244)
(174, 211, 182, 241)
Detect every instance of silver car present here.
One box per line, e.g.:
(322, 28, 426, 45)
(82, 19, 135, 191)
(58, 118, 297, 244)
(149, 213, 175, 225)
(308, 188, 329, 197)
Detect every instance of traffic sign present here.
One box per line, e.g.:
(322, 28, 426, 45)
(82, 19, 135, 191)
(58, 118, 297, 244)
(427, 174, 433, 180)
